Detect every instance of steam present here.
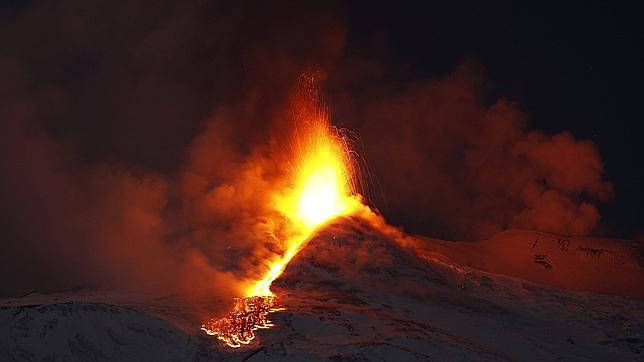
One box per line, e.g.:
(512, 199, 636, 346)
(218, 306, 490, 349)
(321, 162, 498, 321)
(0, 0, 347, 304)
(332, 62, 613, 240)
(0, 0, 612, 308)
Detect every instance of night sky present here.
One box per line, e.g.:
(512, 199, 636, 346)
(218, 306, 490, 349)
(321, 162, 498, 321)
(0, 1, 642, 296)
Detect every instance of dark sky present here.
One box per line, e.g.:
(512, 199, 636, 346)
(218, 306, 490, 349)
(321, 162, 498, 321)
(342, 2, 643, 237)
(0, 0, 642, 297)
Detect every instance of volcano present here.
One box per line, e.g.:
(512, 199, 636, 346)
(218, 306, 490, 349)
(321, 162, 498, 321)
(3, 1, 644, 361)
(2, 79, 642, 361)
(2, 215, 642, 361)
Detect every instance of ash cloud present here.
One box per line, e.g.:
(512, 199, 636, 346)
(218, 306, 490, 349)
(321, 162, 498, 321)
(0, 0, 346, 303)
(330, 62, 613, 240)
(0, 0, 612, 306)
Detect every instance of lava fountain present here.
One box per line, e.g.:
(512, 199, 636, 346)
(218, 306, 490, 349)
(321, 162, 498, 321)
(201, 85, 364, 347)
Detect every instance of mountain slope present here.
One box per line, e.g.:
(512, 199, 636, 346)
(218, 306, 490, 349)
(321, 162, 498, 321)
(1, 216, 642, 361)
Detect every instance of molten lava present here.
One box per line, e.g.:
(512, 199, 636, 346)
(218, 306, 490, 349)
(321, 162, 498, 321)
(248, 118, 360, 298)
(201, 93, 363, 347)
(201, 296, 282, 348)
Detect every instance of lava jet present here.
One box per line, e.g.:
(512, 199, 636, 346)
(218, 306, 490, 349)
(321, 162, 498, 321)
(202, 79, 368, 347)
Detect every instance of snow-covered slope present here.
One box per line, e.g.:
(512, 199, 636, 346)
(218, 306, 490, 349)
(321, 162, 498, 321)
(0, 302, 207, 361)
(1, 217, 643, 361)
(251, 217, 644, 360)
(411, 229, 644, 299)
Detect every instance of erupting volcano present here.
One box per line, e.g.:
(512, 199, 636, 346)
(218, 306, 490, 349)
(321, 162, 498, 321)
(201, 84, 365, 347)
(3, 3, 644, 360)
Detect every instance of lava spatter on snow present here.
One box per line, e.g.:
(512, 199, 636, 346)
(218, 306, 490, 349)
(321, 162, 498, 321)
(201, 296, 284, 348)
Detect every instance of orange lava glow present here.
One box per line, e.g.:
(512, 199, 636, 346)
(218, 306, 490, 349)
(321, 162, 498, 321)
(201, 91, 364, 348)
(248, 117, 362, 297)
(201, 296, 284, 348)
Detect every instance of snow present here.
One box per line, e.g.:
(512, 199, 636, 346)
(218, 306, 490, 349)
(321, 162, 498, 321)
(1, 217, 642, 361)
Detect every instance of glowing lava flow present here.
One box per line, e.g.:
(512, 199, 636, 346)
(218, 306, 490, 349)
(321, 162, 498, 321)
(201, 104, 363, 348)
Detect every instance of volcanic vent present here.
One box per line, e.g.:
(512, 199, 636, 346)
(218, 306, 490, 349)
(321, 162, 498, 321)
(201, 76, 367, 347)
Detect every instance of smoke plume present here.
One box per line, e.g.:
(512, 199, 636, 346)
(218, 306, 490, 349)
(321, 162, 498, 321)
(0, 0, 612, 304)
(330, 61, 613, 240)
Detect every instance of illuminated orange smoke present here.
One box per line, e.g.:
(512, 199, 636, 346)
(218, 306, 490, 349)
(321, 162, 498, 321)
(201, 85, 364, 347)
